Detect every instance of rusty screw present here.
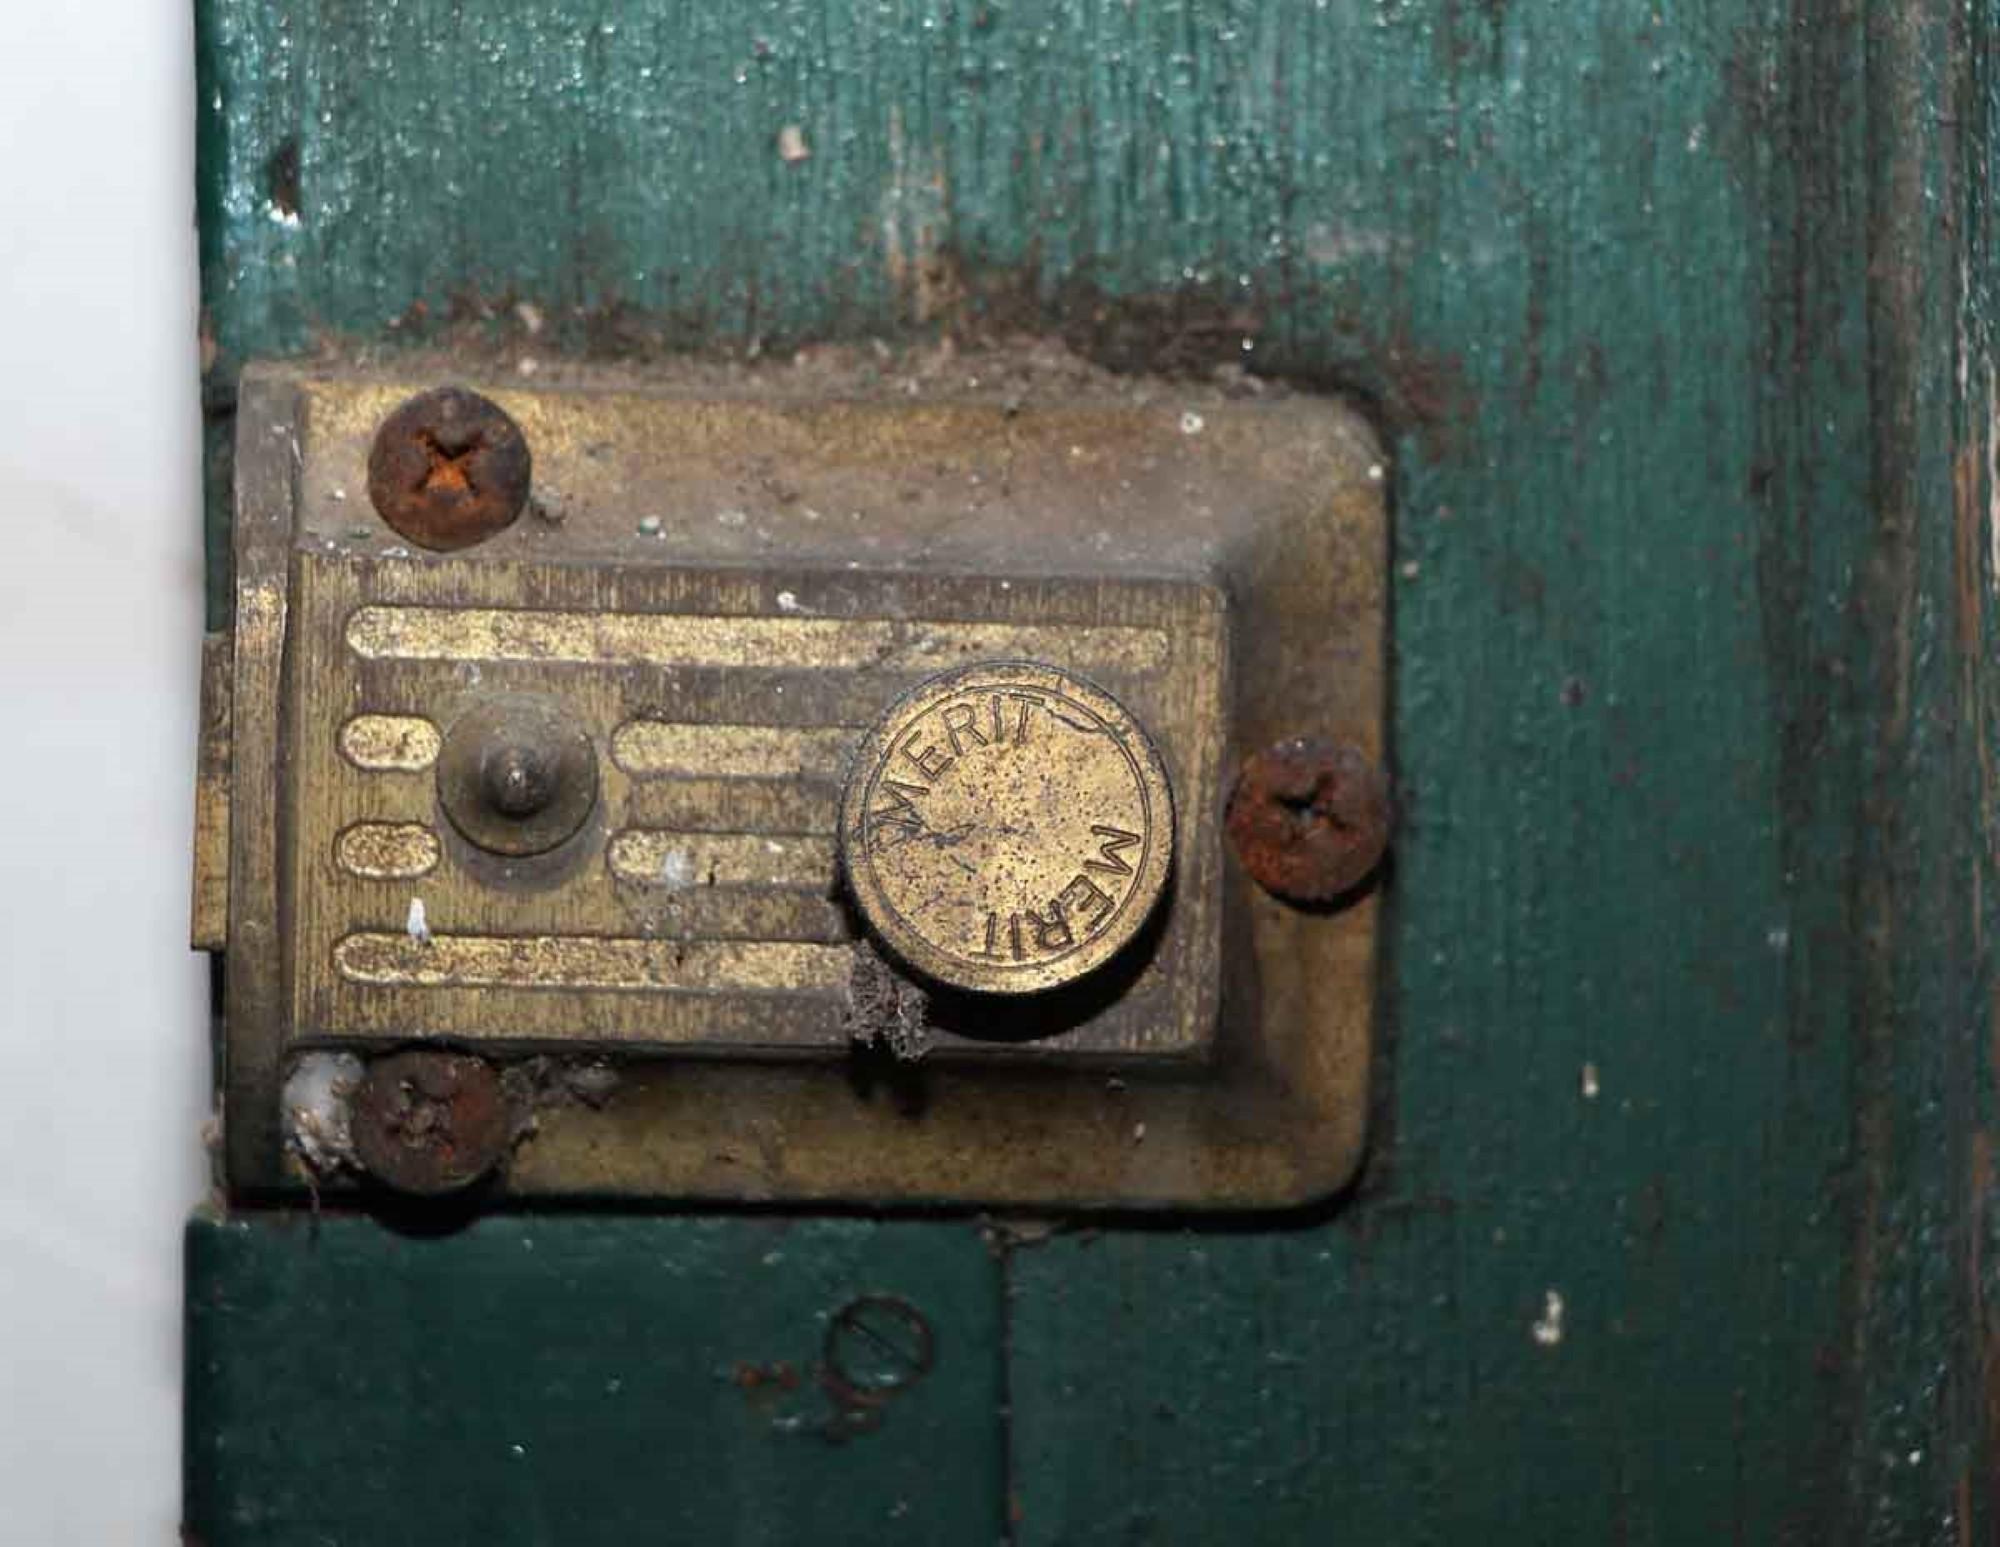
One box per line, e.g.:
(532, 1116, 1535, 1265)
(822, 1295, 935, 1406)
(351, 1049, 511, 1195)
(1225, 738, 1391, 904)
(366, 385, 531, 551)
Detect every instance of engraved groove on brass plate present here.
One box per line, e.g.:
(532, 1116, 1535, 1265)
(841, 661, 1175, 996)
(612, 722, 859, 781)
(606, 831, 838, 890)
(346, 606, 1173, 675)
(334, 822, 442, 879)
(624, 779, 842, 836)
(333, 933, 852, 994)
(214, 365, 1384, 1207)
(338, 714, 442, 771)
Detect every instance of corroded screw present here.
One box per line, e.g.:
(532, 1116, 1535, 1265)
(366, 385, 531, 551)
(351, 1049, 511, 1195)
(822, 1295, 935, 1405)
(1225, 738, 1391, 904)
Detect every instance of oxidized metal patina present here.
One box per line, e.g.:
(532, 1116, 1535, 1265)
(841, 662, 1173, 995)
(201, 361, 1384, 1208)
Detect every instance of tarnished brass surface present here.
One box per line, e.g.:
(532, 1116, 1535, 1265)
(191, 633, 232, 952)
(208, 361, 1386, 1208)
(282, 548, 1220, 1057)
(842, 662, 1174, 995)
(434, 695, 600, 857)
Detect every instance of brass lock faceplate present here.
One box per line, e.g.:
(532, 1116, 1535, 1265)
(200, 360, 1385, 1208)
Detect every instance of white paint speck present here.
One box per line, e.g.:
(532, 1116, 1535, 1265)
(1367, 462, 1385, 482)
(1766, 924, 1791, 952)
(265, 204, 301, 229)
(1532, 1289, 1565, 1347)
(716, 509, 749, 529)
(637, 515, 662, 536)
(1179, 411, 1205, 435)
(1400, 560, 1421, 580)
(1581, 1063, 1601, 1100)
(515, 301, 544, 335)
(405, 897, 431, 944)
(777, 123, 811, 163)
(1133, 1122, 1147, 1144)
(660, 849, 696, 891)
(775, 590, 805, 613)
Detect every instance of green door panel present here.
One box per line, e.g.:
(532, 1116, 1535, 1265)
(190, 0, 1999, 1540)
(185, 1214, 1004, 1544)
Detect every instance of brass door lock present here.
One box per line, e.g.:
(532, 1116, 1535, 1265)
(194, 364, 1387, 1208)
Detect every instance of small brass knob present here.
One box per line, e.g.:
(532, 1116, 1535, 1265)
(436, 695, 598, 857)
(839, 662, 1174, 994)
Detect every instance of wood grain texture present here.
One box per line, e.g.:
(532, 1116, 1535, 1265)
(184, 1213, 1005, 1545)
(192, 0, 1999, 1540)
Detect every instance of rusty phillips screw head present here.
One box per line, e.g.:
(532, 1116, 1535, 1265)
(351, 1049, 510, 1195)
(1225, 738, 1391, 904)
(366, 385, 531, 551)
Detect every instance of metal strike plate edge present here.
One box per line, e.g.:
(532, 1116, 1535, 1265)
(206, 360, 1387, 1209)
(191, 631, 232, 952)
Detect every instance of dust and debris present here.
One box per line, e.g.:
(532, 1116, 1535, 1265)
(499, 1056, 624, 1138)
(777, 124, 811, 163)
(979, 1217, 1063, 1256)
(404, 896, 431, 944)
(1179, 410, 1205, 435)
(846, 945, 931, 1061)
(292, 332, 1286, 430)
(1532, 1289, 1566, 1346)
(565, 1062, 622, 1108)
(281, 1052, 365, 1175)
(659, 847, 697, 891)
(1580, 1063, 1601, 1100)
(198, 1097, 225, 1158)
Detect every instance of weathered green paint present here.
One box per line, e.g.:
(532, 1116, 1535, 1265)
(184, 1213, 1004, 1543)
(191, 0, 1999, 1541)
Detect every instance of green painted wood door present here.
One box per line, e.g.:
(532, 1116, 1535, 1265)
(186, 2, 2000, 1541)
